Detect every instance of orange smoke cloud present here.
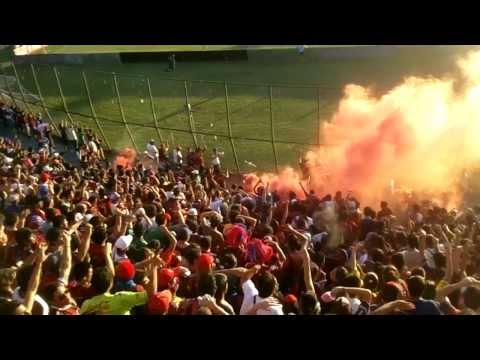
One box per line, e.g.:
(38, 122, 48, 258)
(114, 148, 137, 170)
(245, 51, 480, 208)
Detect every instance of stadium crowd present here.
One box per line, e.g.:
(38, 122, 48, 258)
(1, 102, 480, 315)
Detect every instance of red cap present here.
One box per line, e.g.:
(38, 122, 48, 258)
(40, 172, 50, 183)
(116, 260, 136, 281)
(148, 290, 172, 315)
(284, 294, 298, 304)
(158, 268, 176, 290)
(197, 253, 214, 273)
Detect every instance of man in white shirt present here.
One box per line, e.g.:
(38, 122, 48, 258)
(146, 139, 159, 166)
(239, 267, 283, 315)
(211, 148, 224, 169)
(172, 146, 183, 169)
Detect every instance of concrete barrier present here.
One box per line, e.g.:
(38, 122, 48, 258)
(13, 53, 121, 65)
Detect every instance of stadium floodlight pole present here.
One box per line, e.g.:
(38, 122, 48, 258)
(52, 66, 75, 127)
(183, 80, 198, 148)
(81, 71, 111, 150)
(11, 63, 32, 114)
(224, 81, 240, 174)
(145, 76, 164, 143)
(112, 73, 138, 152)
(29, 64, 61, 137)
(269, 86, 279, 174)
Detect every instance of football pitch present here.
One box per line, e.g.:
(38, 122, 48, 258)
(2, 45, 478, 172)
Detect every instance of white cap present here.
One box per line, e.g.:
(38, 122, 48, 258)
(191, 170, 199, 175)
(114, 235, 133, 251)
(85, 214, 94, 223)
(350, 297, 362, 315)
(188, 208, 198, 216)
(74, 213, 84, 223)
(43, 165, 53, 172)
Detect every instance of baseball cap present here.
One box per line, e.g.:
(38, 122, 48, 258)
(197, 253, 215, 273)
(114, 235, 133, 251)
(40, 172, 50, 183)
(116, 260, 136, 281)
(148, 290, 172, 315)
(284, 294, 298, 305)
(187, 208, 198, 216)
(158, 268, 176, 290)
(74, 213, 84, 223)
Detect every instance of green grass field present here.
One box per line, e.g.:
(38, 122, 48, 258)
(2, 45, 480, 173)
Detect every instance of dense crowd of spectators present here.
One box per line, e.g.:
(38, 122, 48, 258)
(1, 101, 480, 316)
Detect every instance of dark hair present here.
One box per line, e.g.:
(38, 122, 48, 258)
(407, 275, 425, 298)
(183, 244, 201, 266)
(381, 283, 402, 302)
(391, 253, 405, 271)
(91, 226, 107, 245)
(371, 248, 386, 264)
(133, 222, 144, 238)
(463, 286, 480, 311)
(52, 215, 66, 229)
(16, 228, 32, 248)
(144, 204, 157, 218)
(45, 208, 57, 223)
(220, 253, 237, 269)
(255, 271, 277, 298)
(199, 235, 212, 252)
(91, 267, 113, 294)
(46, 227, 61, 247)
(0, 298, 23, 315)
(16, 264, 34, 293)
(299, 292, 320, 315)
(422, 280, 436, 300)
(333, 266, 348, 285)
(342, 274, 362, 288)
(4, 212, 18, 227)
(71, 261, 92, 282)
(411, 267, 426, 278)
(383, 265, 400, 283)
(407, 234, 419, 249)
(214, 273, 228, 298)
(176, 226, 190, 242)
(197, 273, 217, 297)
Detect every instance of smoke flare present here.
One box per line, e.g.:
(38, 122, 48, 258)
(245, 51, 480, 208)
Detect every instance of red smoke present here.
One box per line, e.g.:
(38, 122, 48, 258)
(114, 148, 137, 170)
(245, 51, 480, 208)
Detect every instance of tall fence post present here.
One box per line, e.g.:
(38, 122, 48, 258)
(52, 66, 75, 127)
(224, 81, 240, 174)
(183, 80, 198, 148)
(11, 63, 32, 114)
(316, 87, 321, 145)
(30, 64, 61, 137)
(145, 76, 164, 143)
(0, 66, 17, 108)
(269, 86, 279, 173)
(112, 73, 138, 152)
(81, 71, 111, 150)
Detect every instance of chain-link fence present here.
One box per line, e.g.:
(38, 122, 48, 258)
(0, 62, 342, 173)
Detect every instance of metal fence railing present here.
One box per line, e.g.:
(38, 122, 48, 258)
(0, 62, 342, 173)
